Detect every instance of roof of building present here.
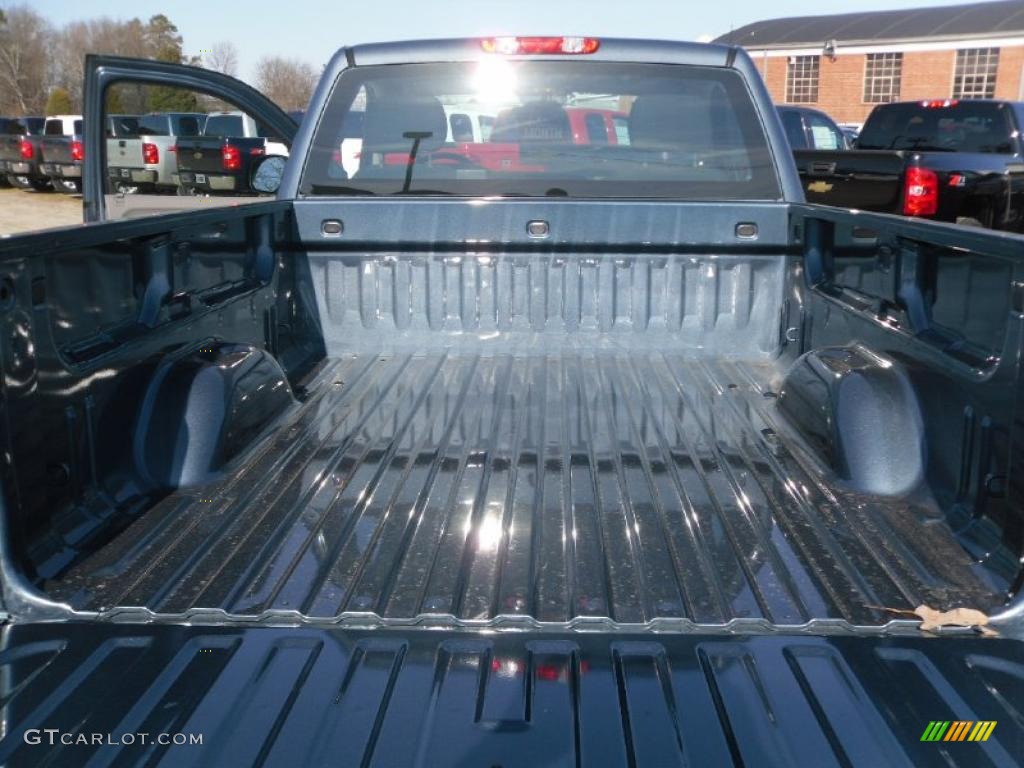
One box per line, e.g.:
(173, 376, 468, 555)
(715, 0, 1024, 48)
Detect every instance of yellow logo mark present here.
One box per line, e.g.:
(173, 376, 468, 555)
(807, 181, 834, 193)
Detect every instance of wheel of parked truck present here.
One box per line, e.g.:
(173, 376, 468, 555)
(28, 178, 53, 192)
(58, 179, 82, 195)
(176, 185, 196, 197)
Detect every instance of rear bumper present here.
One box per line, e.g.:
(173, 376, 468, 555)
(108, 166, 158, 184)
(179, 171, 239, 192)
(2, 160, 36, 175)
(41, 162, 81, 178)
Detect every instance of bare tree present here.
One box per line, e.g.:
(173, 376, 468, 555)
(47, 15, 196, 113)
(0, 5, 52, 114)
(50, 18, 149, 111)
(254, 56, 317, 111)
(203, 41, 239, 77)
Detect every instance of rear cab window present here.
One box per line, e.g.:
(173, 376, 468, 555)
(108, 116, 141, 137)
(805, 112, 843, 150)
(172, 115, 202, 136)
(203, 115, 244, 137)
(301, 60, 781, 199)
(44, 120, 64, 136)
(858, 101, 1017, 153)
(0, 119, 26, 135)
(137, 115, 170, 135)
(779, 110, 808, 149)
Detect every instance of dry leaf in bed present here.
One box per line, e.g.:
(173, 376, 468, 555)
(914, 605, 996, 635)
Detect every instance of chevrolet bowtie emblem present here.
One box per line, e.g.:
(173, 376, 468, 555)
(193, 152, 203, 159)
(807, 181, 834, 193)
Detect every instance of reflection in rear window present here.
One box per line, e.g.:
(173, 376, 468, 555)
(449, 113, 473, 142)
(301, 61, 780, 199)
(584, 112, 609, 145)
(858, 102, 1014, 153)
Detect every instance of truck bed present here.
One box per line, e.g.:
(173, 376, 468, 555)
(50, 350, 998, 627)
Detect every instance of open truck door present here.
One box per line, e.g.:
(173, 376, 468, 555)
(83, 55, 298, 223)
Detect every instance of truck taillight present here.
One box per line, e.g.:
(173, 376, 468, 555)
(142, 142, 159, 164)
(19, 140, 33, 160)
(222, 145, 241, 171)
(480, 36, 600, 54)
(903, 167, 939, 216)
(70, 140, 84, 161)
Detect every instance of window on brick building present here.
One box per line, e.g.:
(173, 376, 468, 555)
(786, 56, 820, 103)
(863, 52, 902, 103)
(953, 48, 1000, 99)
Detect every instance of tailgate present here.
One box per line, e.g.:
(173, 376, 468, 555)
(174, 138, 228, 174)
(39, 137, 73, 164)
(794, 149, 906, 212)
(0, 135, 25, 162)
(0, 622, 1020, 767)
(106, 137, 144, 168)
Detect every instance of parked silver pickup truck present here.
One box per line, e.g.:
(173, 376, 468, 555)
(106, 112, 204, 193)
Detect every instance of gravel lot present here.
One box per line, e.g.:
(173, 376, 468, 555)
(0, 188, 83, 236)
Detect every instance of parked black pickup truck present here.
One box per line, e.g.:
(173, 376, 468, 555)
(795, 99, 1024, 231)
(175, 111, 291, 195)
(0, 42, 1022, 766)
(0, 116, 49, 191)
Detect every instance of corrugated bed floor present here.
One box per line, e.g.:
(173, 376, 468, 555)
(50, 352, 998, 625)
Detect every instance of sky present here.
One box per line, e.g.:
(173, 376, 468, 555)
(26, 0, 981, 84)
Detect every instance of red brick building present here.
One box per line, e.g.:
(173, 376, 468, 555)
(717, 0, 1024, 125)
